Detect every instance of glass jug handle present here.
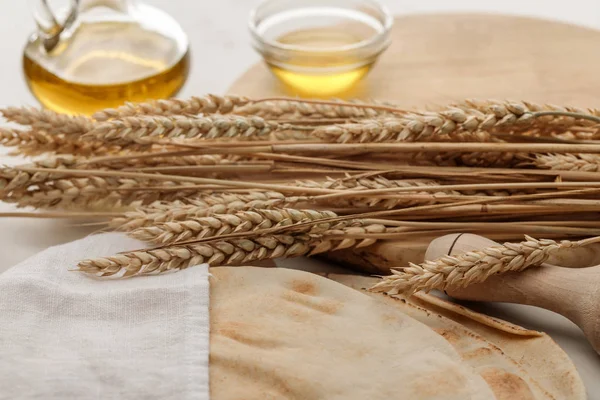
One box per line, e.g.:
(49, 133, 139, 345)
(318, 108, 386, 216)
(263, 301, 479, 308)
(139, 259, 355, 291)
(30, 0, 79, 52)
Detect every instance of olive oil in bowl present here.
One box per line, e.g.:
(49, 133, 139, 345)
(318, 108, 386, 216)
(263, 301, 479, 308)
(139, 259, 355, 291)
(250, 0, 392, 97)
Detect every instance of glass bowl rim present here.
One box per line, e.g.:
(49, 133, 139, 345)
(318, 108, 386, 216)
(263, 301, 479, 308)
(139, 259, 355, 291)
(248, 0, 394, 54)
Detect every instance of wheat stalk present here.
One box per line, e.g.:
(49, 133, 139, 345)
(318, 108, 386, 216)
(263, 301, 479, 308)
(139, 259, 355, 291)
(92, 94, 251, 121)
(531, 153, 600, 171)
(0, 155, 244, 191)
(89, 154, 246, 169)
(86, 115, 281, 144)
(217, 142, 600, 156)
(415, 150, 522, 168)
(335, 163, 600, 182)
(370, 235, 600, 296)
(1, 107, 92, 135)
(127, 208, 339, 245)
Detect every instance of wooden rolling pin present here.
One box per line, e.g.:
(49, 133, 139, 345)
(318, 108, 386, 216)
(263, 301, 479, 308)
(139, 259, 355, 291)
(326, 232, 600, 275)
(426, 233, 600, 353)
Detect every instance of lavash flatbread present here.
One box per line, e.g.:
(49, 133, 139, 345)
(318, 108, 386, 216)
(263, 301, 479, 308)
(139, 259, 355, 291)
(327, 274, 585, 400)
(209, 267, 496, 400)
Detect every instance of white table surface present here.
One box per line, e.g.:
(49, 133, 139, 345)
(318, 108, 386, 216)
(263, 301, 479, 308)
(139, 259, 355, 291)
(0, 1, 599, 397)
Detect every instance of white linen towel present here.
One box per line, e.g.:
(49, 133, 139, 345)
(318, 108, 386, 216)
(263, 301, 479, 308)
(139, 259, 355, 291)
(0, 233, 210, 400)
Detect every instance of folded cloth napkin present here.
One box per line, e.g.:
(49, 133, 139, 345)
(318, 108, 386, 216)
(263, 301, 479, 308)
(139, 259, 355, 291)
(0, 233, 209, 400)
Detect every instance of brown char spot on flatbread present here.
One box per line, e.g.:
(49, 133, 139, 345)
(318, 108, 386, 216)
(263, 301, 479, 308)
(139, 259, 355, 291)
(413, 366, 468, 398)
(480, 368, 536, 400)
(288, 308, 311, 323)
(462, 346, 494, 360)
(351, 345, 372, 359)
(381, 312, 403, 324)
(434, 328, 462, 345)
(290, 278, 318, 296)
(209, 351, 307, 399)
(282, 290, 342, 315)
(560, 370, 582, 400)
(216, 321, 282, 348)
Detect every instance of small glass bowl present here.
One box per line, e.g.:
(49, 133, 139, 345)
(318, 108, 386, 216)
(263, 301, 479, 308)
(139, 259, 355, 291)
(249, 0, 393, 97)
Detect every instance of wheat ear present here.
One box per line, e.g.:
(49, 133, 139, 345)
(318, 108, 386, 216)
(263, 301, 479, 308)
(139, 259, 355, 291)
(531, 153, 600, 171)
(309, 224, 387, 255)
(0, 128, 56, 149)
(127, 208, 338, 245)
(2, 176, 203, 210)
(92, 94, 251, 121)
(456, 99, 592, 122)
(457, 99, 600, 137)
(370, 235, 592, 295)
(233, 99, 396, 119)
(297, 177, 462, 209)
(0, 156, 81, 191)
(17, 137, 114, 157)
(1, 107, 92, 135)
(109, 191, 307, 231)
(78, 223, 386, 277)
(315, 100, 600, 144)
(314, 111, 509, 143)
(0, 154, 234, 192)
(0, 128, 114, 156)
(86, 115, 280, 144)
(314, 101, 542, 143)
(78, 233, 315, 277)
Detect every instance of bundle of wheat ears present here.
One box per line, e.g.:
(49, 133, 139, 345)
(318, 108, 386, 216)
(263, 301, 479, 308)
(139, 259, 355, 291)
(3, 94, 600, 294)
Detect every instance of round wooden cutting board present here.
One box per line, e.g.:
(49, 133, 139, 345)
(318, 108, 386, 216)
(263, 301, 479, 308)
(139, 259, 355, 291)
(229, 13, 600, 108)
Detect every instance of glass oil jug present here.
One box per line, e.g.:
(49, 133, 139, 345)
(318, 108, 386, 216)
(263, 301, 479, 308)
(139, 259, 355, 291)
(24, 0, 190, 115)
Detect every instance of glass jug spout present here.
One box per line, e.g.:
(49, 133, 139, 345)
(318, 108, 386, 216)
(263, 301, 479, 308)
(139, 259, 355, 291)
(30, 0, 80, 52)
(30, 0, 141, 53)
